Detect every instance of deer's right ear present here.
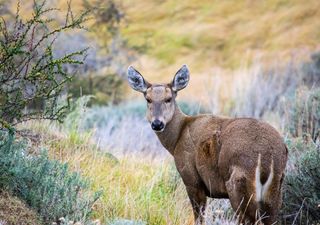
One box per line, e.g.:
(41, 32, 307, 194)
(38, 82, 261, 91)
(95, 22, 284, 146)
(172, 65, 190, 92)
(127, 66, 150, 93)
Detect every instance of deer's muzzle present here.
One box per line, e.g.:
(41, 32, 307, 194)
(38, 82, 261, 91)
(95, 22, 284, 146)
(151, 119, 165, 132)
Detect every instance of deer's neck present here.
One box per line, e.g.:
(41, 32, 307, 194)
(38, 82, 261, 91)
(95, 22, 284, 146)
(155, 104, 187, 155)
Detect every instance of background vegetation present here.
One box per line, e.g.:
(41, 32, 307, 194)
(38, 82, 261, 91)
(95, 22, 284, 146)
(0, 0, 319, 224)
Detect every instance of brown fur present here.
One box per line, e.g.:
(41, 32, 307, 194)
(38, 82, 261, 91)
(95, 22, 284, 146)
(157, 104, 287, 225)
(127, 67, 288, 225)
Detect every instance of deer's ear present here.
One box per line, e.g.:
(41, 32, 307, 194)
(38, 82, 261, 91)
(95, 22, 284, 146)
(172, 65, 190, 92)
(127, 66, 150, 93)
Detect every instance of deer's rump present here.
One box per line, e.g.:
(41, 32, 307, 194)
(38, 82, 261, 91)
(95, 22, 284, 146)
(219, 118, 287, 199)
(218, 118, 287, 180)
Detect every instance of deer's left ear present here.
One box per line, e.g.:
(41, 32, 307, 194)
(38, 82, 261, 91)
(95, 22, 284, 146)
(172, 65, 190, 92)
(127, 66, 150, 93)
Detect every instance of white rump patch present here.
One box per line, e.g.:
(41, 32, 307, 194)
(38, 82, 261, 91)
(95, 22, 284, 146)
(255, 154, 274, 203)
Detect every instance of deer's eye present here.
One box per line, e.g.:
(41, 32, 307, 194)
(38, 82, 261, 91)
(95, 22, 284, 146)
(165, 98, 172, 103)
(146, 98, 152, 103)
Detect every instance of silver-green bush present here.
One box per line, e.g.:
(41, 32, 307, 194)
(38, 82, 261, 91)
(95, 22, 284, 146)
(281, 139, 320, 224)
(0, 131, 101, 225)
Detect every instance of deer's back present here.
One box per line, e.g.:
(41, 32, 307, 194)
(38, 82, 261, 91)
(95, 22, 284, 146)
(218, 118, 287, 181)
(183, 115, 287, 183)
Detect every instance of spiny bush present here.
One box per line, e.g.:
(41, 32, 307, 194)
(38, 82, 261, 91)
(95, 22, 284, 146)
(0, 130, 101, 224)
(0, 0, 88, 128)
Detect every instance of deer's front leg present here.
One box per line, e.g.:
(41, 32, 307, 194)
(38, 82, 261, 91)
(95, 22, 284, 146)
(185, 185, 207, 225)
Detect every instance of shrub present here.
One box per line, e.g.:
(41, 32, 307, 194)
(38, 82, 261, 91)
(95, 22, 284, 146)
(0, 0, 88, 128)
(0, 131, 101, 224)
(68, 73, 125, 105)
(284, 87, 320, 143)
(281, 139, 320, 224)
(280, 87, 320, 224)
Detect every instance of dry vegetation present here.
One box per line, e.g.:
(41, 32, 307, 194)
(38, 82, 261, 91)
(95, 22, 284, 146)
(0, 192, 41, 225)
(118, 0, 320, 77)
(115, 0, 320, 102)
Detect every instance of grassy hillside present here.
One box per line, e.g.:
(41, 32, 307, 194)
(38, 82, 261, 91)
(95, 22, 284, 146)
(117, 0, 320, 101)
(120, 0, 320, 74)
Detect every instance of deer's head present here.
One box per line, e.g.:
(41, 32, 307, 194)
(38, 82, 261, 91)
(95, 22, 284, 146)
(127, 65, 189, 132)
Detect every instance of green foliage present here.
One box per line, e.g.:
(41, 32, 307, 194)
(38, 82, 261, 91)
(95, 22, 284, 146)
(282, 139, 320, 224)
(285, 88, 320, 142)
(82, 0, 123, 46)
(0, 131, 101, 224)
(0, 0, 88, 128)
(68, 73, 124, 105)
(281, 86, 320, 224)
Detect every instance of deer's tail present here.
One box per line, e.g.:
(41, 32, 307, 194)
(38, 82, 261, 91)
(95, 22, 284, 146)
(255, 153, 274, 208)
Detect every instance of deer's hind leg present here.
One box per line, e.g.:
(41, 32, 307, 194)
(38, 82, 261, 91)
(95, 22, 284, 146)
(225, 168, 258, 224)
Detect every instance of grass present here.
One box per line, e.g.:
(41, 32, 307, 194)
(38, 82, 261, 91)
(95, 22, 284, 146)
(0, 191, 41, 225)
(21, 121, 194, 225)
(0, 129, 100, 224)
(21, 119, 240, 225)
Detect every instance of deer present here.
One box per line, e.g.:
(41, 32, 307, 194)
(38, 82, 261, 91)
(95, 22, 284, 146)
(127, 65, 288, 225)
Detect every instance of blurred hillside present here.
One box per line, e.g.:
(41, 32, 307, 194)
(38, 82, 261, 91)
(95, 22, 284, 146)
(112, 0, 320, 100)
(118, 0, 320, 75)
(115, 0, 320, 104)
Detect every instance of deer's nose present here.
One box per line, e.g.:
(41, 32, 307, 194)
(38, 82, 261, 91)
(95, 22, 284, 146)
(151, 119, 164, 131)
